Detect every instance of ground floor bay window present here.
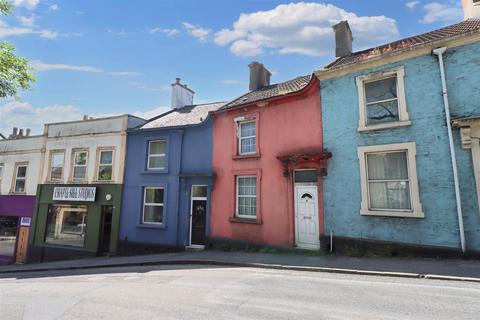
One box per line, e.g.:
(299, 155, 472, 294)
(45, 204, 88, 247)
(358, 142, 423, 218)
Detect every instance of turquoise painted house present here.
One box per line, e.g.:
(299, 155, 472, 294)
(317, 18, 480, 256)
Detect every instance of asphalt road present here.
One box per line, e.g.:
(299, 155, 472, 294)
(0, 264, 479, 320)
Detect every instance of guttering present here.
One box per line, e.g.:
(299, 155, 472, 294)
(433, 47, 466, 253)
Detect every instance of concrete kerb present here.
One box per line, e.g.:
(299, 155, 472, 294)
(1, 258, 480, 283)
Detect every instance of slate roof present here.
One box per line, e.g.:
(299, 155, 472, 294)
(220, 75, 313, 110)
(325, 18, 480, 70)
(140, 102, 225, 129)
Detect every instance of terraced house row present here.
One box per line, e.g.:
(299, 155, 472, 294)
(0, 4, 479, 263)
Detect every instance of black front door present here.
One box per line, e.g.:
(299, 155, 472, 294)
(191, 200, 207, 245)
(98, 206, 113, 255)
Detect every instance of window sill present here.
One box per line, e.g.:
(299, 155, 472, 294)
(9, 192, 26, 195)
(140, 170, 169, 175)
(232, 153, 261, 160)
(358, 120, 411, 132)
(229, 217, 262, 224)
(360, 209, 424, 218)
(94, 180, 115, 184)
(136, 223, 166, 230)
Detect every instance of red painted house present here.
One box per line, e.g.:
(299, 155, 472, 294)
(210, 62, 331, 249)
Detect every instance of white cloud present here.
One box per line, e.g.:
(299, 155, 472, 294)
(0, 101, 82, 135)
(0, 101, 171, 135)
(18, 15, 35, 27)
(149, 27, 180, 36)
(49, 3, 59, 11)
(406, 1, 421, 9)
(31, 61, 142, 76)
(13, 0, 39, 10)
(182, 22, 211, 42)
(213, 2, 399, 57)
(0, 19, 58, 39)
(31, 61, 103, 73)
(420, 2, 463, 24)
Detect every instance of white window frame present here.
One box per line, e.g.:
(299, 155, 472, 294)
(356, 66, 410, 132)
(13, 163, 28, 194)
(147, 140, 166, 170)
(142, 187, 165, 225)
(72, 150, 88, 183)
(235, 175, 257, 219)
(49, 150, 65, 182)
(238, 120, 257, 155)
(0, 163, 4, 194)
(358, 142, 423, 218)
(97, 149, 114, 182)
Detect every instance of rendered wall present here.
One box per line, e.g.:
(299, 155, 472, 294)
(321, 42, 480, 251)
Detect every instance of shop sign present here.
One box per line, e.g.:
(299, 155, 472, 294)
(53, 187, 96, 202)
(20, 217, 31, 226)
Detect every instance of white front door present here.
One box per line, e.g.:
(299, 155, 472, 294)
(295, 185, 320, 249)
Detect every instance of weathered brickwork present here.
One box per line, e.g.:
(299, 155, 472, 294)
(321, 42, 480, 251)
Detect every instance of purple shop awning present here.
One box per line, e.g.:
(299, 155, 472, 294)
(0, 195, 35, 217)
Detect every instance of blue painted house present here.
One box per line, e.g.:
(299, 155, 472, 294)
(316, 18, 480, 256)
(118, 78, 224, 253)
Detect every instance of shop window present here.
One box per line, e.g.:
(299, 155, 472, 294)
(147, 140, 166, 170)
(72, 150, 88, 182)
(236, 176, 257, 218)
(49, 151, 65, 182)
(45, 204, 88, 247)
(13, 163, 27, 193)
(143, 187, 164, 224)
(0, 216, 19, 257)
(97, 149, 114, 181)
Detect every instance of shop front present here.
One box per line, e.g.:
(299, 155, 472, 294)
(0, 195, 35, 264)
(29, 184, 122, 262)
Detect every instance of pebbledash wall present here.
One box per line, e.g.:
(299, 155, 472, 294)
(29, 115, 145, 262)
(319, 37, 480, 253)
(118, 102, 224, 253)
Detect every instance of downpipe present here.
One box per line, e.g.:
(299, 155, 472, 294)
(432, 47, 466, 253)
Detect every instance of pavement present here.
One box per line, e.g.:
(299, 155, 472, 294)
(1, 265, 480, 320)
(1, 250, 480, 282)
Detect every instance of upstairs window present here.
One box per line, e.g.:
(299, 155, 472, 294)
(0, 163, 3, 193)
(148, 140, 166, 170)
(72, 150, 88, 182)
(97, 150, 113, 181)
(356, 66, 410, 131)
(238, 121, 256, 155)
(49, 151, 65, 182)
(13, 163, 27, 193)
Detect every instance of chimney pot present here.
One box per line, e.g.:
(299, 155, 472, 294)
(248, 61, 271, 91)
(26, 128, 31, 136)
(18, 129, 24, 137)
(13, 127, 18, 136)
(333, 20, 353, 58)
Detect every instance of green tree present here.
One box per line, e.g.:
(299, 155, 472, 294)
(0, 0, 35, 98)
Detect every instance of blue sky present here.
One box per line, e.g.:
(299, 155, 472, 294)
(0, 0, 465, 134)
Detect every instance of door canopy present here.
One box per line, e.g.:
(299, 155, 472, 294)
(277, 151, 332, 178)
